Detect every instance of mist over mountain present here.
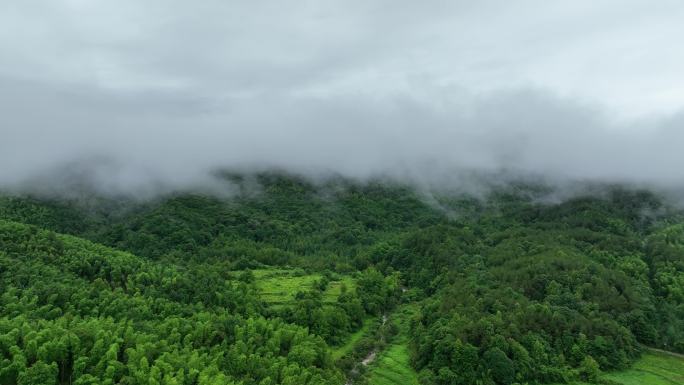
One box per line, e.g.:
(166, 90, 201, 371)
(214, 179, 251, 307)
(4, 4, 684, 385)
(2, 1, 684, 196)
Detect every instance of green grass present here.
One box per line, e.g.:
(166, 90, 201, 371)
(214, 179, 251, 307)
(253, 269, 321, 305)
(332, 317, 374, 361)
(323, 275, 356, 302)
(603, 351, 684, 385)
(249, 268, 356, 307)
(551, 351, 684, 385)
(367, 304, 420, 385)
(368, 343, 419, 385)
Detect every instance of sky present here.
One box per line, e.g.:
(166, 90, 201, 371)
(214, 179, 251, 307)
(2, 1, 684, 194)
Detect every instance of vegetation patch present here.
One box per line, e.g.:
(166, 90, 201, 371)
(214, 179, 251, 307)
(332, 317, 375, 361)
(250, 268, 356, 307)
(602, 351, 684, 385)
(368, 305, 420, 385)
(2, 175, 684, 384)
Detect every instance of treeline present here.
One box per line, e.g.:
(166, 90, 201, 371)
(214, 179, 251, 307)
(0, 173, 440, 269)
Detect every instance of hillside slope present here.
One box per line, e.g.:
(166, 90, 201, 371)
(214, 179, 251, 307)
(0, 220, 350, 384)
(1, 175, 684, 384)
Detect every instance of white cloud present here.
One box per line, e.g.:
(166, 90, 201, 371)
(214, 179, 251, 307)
(1, 1, 684, 193)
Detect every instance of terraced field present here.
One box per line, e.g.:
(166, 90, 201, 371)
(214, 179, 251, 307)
(250, 268, 356, 307)
(368, 342, 419, 385)
(331, 317, 376, 361)
(368, 304, 420, 385)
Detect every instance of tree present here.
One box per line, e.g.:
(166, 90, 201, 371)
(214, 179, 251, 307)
(578, 356, 600, 382)
(356, 268, 387, 315)
(483, 347, 515, 385)
(17, 361, 58, 385)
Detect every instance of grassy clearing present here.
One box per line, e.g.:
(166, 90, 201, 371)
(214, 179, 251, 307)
(248, 268, 356, 307)
(253, 269, 321, 305)
(367, 304, 420, 385)
(368, 343, 419, 385)
(323, 275, 356, 302)
(603, 351, 684, 385)
(551, 351, 684, 385)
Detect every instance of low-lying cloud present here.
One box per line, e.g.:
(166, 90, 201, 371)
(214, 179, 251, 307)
(2, 1, 684, 196)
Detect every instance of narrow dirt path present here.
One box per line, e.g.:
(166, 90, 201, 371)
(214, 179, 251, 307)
(646, 346, 684, 360)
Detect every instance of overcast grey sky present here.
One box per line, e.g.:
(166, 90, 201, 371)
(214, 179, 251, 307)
(2, 1, 684, 193)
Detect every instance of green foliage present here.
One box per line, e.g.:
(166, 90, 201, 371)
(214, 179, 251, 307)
(367, 305, 420, 385)
(1, 175, 684, 385)
(578, 356, 601, 382)
(602, 351, 684, 385)
(0, 220, 344, 384)
(18, 361, 58, 385)
(356, 268, 400, 315)
(483, 347, 515, 385)
(550, 351, 684, 385)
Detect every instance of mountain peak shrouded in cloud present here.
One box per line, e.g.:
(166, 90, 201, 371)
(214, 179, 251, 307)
(2, 1, 684, 194)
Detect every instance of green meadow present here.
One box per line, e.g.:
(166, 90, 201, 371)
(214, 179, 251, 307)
(332, 317, 375, 361)
(603, 351, 684, 385)
(368, 342, 420, 385)
(551, 351, 684, 385)
(368, 304, 420, 385)
(249, 268, 356, 307)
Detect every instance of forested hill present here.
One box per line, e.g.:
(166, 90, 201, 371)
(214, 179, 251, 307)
(1, 172, 684, 385)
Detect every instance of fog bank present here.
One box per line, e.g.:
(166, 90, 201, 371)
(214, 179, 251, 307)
(2, 1, 684, 195)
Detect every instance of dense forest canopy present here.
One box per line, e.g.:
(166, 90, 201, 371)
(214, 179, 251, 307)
(1, 172, 683, 385)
